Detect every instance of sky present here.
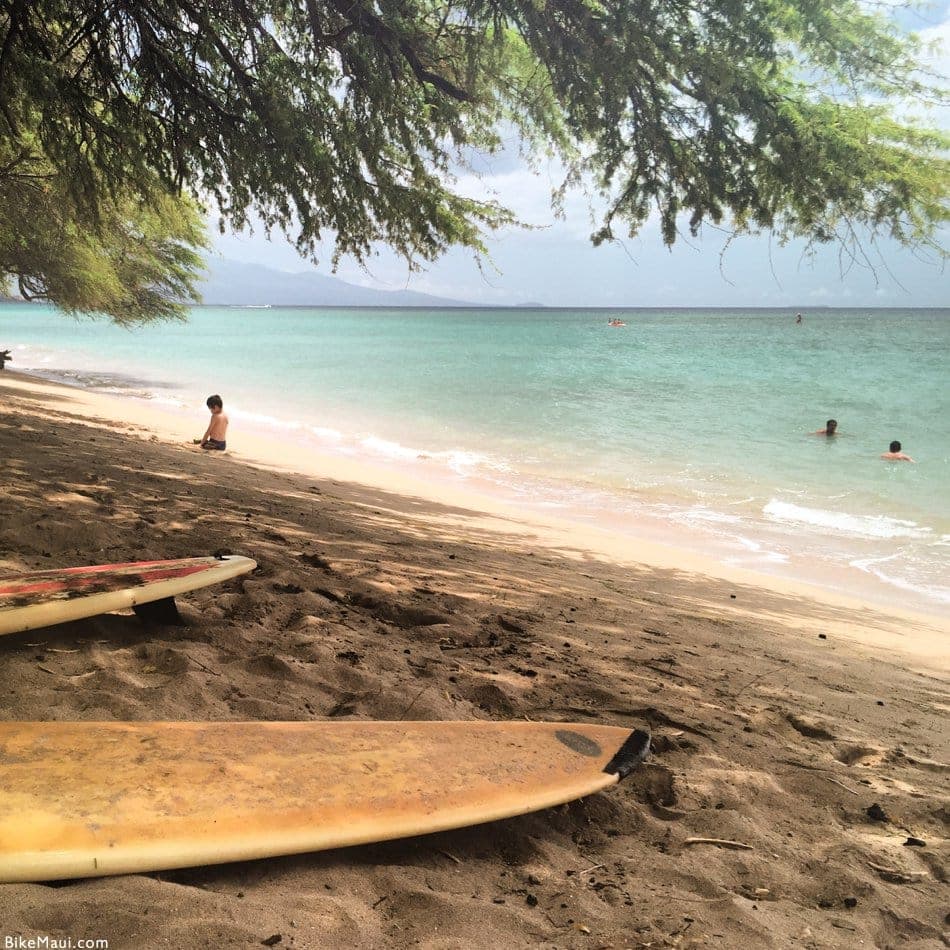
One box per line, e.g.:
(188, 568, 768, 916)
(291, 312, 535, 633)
(213, 5, 950, 309)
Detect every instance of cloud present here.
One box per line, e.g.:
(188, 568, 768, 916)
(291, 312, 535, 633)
(911, 9, 950, 128)
(210, 11, 950, 311)
(919, 11, 950, 76)
(453, 162, 609, 241)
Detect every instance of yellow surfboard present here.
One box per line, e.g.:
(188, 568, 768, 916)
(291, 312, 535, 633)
(0, 720, 649, 882)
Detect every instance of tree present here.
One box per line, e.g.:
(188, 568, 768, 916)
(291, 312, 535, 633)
(0, 0, 947, 321)
(0, 139, 207, 322)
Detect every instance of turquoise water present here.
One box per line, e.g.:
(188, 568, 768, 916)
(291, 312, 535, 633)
(3, 303, 949, 611)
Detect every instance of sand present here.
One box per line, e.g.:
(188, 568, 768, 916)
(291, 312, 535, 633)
(0, 370, 947, 949)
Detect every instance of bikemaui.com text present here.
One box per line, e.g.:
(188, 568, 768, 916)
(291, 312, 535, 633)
(5, 938, 109, 949)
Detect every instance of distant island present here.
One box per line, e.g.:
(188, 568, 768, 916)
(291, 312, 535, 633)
(1, 263, 548, 309)
(198, 258, 477, 308)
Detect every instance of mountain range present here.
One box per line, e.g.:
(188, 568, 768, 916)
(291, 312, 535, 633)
(197, 258, 475, 308)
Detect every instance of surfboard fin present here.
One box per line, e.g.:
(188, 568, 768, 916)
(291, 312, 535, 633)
(603, 728, 651, 779)
(133, 596, 184, 625)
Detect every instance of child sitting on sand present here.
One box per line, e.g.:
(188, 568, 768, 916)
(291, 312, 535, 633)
(198, 394, 228, 451)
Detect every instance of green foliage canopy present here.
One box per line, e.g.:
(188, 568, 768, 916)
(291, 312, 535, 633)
(0, 0, 947, 320)
(0, 137, 208, 322)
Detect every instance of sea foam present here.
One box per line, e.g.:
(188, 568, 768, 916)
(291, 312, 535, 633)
(764, 499, 930, 540)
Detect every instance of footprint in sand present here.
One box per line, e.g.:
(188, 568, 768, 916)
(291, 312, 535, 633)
(785, 712, 836, 741)
(628, 763, 682, 819)
(834, 743, 887, 767)
(243, 653, 299, 679)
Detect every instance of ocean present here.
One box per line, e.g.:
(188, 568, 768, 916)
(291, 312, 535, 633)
(3, 303, 948, 614)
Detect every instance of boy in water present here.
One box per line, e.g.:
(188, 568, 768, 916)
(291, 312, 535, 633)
(199, 394, 228, 450)
(881, 440, 914, 462)
(813, 419, 838, 436)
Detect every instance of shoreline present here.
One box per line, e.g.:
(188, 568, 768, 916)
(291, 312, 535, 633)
(1, 366, 947, 948)
(5, 304, 948, 620)
(2, 369, 947, 663)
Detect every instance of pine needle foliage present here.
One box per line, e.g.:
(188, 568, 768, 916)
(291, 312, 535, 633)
(0, 0, 947, 320)
(0, 139, 207, 322)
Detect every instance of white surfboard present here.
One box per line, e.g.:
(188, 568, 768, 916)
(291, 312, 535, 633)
(0, 555, 257, 635)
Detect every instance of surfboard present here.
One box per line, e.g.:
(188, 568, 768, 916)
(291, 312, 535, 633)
(0, 720, 650, 882)
(0, 555, 257, 636)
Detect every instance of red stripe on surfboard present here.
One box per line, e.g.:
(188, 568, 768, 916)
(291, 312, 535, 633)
(0, 562, 216, 599)
(0, 559, 202, 580)
(21, 560, 181, 576)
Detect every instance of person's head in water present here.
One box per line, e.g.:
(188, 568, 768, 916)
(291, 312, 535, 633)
(882, 439, 914, 462)
(206, 394, 223, 412)
(826, 419, 837, 435)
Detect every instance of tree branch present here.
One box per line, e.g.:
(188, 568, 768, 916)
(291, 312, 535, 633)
(327, 0, 474, 101)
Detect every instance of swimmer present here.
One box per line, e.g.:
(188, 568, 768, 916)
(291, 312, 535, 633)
(813, 419, 838, 436)
(881, 440, 914, 462)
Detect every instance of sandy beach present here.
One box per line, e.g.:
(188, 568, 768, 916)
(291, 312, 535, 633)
(0, 369, 947, 949)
